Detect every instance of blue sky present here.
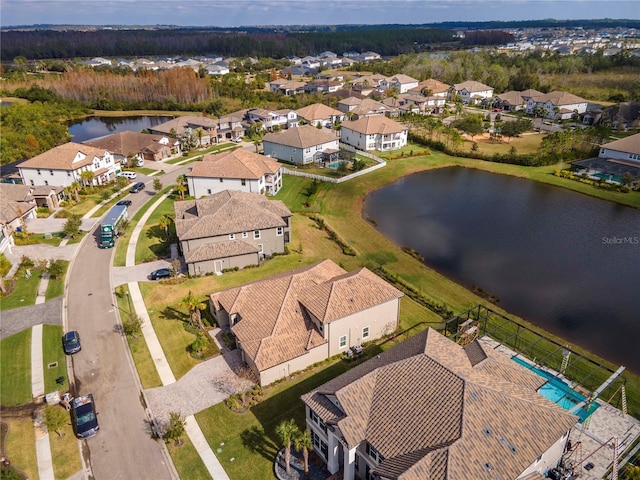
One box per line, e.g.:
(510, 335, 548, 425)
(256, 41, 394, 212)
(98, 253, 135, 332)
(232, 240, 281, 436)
(1, 0, 638, 27)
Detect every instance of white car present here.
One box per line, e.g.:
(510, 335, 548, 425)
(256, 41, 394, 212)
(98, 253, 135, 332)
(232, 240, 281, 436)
(118, 171, 137, 180)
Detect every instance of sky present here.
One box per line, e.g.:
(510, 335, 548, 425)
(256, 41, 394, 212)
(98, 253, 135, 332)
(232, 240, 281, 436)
(1, 0, 639, 27)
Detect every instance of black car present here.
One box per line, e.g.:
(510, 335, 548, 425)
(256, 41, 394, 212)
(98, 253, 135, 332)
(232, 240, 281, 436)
(130, 182, 145, 193)
(116, 200, 132, 206)
(70, 394, 99, 439)
(148, 268, 171, 280)
(62, 330, 81, 355)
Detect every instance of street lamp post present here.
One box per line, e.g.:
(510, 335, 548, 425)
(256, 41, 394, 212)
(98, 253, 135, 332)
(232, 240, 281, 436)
(125, 291, 133, 319)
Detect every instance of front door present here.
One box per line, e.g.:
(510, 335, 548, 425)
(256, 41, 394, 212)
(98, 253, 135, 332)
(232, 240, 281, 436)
(214, 260, 222, 273)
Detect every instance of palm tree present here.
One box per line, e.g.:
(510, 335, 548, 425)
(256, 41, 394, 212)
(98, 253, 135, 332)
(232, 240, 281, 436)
(180, 291, 206, 330)
(294, 429, 313, 476)
(276, 419, 300, 475)
(158, 215, 172, 241)
(79, 170, 95, 188)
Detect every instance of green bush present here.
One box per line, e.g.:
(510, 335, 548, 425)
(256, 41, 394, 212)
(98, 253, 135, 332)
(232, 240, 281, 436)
(0, 254, 12, 277)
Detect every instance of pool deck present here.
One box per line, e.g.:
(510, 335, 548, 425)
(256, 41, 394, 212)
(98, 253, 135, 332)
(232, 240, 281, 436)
(479, 336, 640, 479)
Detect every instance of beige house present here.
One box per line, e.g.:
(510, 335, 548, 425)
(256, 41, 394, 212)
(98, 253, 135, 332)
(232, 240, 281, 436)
(262, 125, 340, 165)
(18, 142, 119, 187)
(449, 80, 494, 105)
(340, 116, 408, 151)
(410, 78, 450, 98)
(84, 131, 180, 166)
(186, 149, 283, 198)
(149, 115, 220, 145)
(296, 103, 345, 127)
(174, 190, 291, 276)
(302, 328, 577, 480)
(0, 184, 40, 254)
(210, 259, 403, 386)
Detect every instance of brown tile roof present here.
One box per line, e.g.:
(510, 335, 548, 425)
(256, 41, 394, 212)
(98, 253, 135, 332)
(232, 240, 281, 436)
(174, 190, 291, 240)
(263, 125, 338, 149)
(302, 329, 577, 480)
(151, 115, 219, 135)
(531, 90, 588, 106)
(386, 74, 418, 84)
(296, 103, 343, 122)
(297, 268, 403, 323)
(187, 150, 281, 180)
(601, 132, 640, 156)
(342, 116, 407, 135)
(18, 142, 109, 170)
(412, 78, 450, 94)
(184, 240, 259, 263)
(0, 190, 36, 225)
(496, 90, 525, 105)
(84, 131, 172, 157)
(0, 184, 33, 202)
(452, 80, 493, 92)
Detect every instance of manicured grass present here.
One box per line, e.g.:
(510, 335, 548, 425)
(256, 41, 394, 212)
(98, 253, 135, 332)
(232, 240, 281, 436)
(166, 143, 237, 165)
(47, 405, 82, 479)
(65, 230, 88, 245)
(135, 196, 176, 264)
(0, 266, 44, 311)
(114, 285, 162, 388)
(166, 434, 211, 480)
(13, 232, 64, 247)
(45, 260, 69, 301)
(42, 325, 69, 394)
(3, 417, 39, 480)
(0, 329, 32, 406)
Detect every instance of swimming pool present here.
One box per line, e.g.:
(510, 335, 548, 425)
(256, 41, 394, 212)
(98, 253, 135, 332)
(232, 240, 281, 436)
(592, 172, 622, 184)
(327, 161, 346, 169)
(511, 356, 599, 423)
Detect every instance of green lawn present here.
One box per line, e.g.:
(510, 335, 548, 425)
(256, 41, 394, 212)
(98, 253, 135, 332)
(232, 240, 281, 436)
(166, 143, 237, 165)
(42, 325, 69, 394)
(0, 266, 45, 311)
(45, 260, 69, 301)
(0, 329, 32, 406)
(135, 196, 176, 264)
(166, 435, 210, 480)
(3, 417, 39, 480)
(13, 232, 64, 247)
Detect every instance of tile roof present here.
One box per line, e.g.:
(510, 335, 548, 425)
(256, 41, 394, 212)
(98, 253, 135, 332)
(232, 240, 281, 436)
(413, 78, 450, 94)
(174, 190, 291, 240)
(296, 103, 343, 122)
(302, 329, 577, 480)
(18, 142, 109, 170)
(263, 125, 338, 149)
(84, 131, 172, 156)
(342, 116, 407, 135)
(531, 90, 588, 106)
(601, 132, 640, 155)
(297, 268, 403, 324)
(184, 239, 259, 263)
(187, 150, 282, 180)
(209, 260, 401, 372)
(386, 74, 418, 84)
(0, 185, 36, 225)
(151, 115, 219, 135)
(453, 80, 493, 92)
(496, 90, 525, 105)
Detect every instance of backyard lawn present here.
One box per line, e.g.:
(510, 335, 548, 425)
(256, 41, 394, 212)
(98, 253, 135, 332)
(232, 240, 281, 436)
(0, 265, 45, 311)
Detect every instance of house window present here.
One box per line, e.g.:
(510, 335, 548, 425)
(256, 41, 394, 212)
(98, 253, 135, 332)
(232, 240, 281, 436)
(311, 431, 328, 460)
(242, 232, 248, 239)
(362, 326, 370, 339)
(67, 172, 71, 177)
(207, 189, 212, 194)
(339, 335, 347, 349)
(276, 227, 283, 236)
(365, 443, 383, 463)
(258, 244, 263, 253)
(37, 169, 41, 175)
(229, 233, 235, 240)
(219, 178, 223, 182)
(253, 230, 261, 239)
(241, 179, 246, 186)
(309, 409, 327, 434)
(49, 170, 54, 175)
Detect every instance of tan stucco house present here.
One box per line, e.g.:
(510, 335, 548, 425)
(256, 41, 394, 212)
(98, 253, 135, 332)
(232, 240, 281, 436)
(210, 259, 403, 386)
(262, 125, 340, 165)
(174, 190, 292, 276)
(302, 328, 577, 480)
(340, 116, 408, 151)
(84, 131, 180, 166)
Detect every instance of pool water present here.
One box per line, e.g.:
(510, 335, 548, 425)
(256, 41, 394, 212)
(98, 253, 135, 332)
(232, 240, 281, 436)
(511, 356, 599, 423)
(592, 172, 622, 183)
(327, 161, 345, 169)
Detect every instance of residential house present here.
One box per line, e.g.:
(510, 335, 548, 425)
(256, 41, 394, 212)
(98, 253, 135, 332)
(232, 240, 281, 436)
(410, 78, 450, 98)
(303, 80, 344, 94)
(296, 103, 345, 128)
(449, 80, 494, 105)
(603, 102, 640, 130)
(268, 78, 307, 95)
(174, 190, 292, 276)
(149, 115, 219, 145)
(495, 90, 528, 111)
(262, 126, 340, 165)
(0, 184, 39, 253)
(337, 97, 391, 119)
(246, 108, 297, 131)
(84, 131, 180, 166)
(525, 91, 588, 120)
(598, 133, 640, 168)
(209, 259, 403, 386)
(379, 74, 419, 94)
(350, 74, 386, 96)
(340, 116, 408, 151)
(186, 149, 283, 198)
(356, 51, 382, 62)
(216, 111, 247, 141)
(302, 328, 577, 480)
(18, 143, 119, 187)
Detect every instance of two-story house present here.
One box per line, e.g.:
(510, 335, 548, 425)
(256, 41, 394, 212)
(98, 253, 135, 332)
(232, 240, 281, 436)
(186, 149, 283, 198)
(410, 78, 451, 98)
(449, 80, 494, 105)
(337, 97, 391, 120)
(525, 91, 589, 120)
(379, 74, 419, 94)
(296, 103, 345, 128)
(302, 328, 578, 480)
(268, 79, 307, 96)
(262, 125, 340, 165)
(18, 143, 119, 187)
(0, 184, 39, 254)
(84, 131, 180, 166)
(174, 190, 292, 275)
(340, 116, 408, 151)
(209, 259, 403, 386)
(246, 108, 297, 131)
(149, 115, 219, 145)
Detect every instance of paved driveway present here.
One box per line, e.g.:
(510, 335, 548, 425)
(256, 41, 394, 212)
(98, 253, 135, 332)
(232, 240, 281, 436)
(0, 297, 63, 339)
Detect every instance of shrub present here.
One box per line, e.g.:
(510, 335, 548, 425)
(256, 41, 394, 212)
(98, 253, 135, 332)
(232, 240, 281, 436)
(0, 254, 11, 277)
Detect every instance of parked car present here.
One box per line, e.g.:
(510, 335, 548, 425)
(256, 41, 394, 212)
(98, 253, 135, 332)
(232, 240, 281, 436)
(62, 330, 81, 355)
(70, 393, 99, 439)
(116, 200, 132, 206)
(118, 171, 137, 180)
(148, 268, 171, 280)
(130, 182, 145, 193)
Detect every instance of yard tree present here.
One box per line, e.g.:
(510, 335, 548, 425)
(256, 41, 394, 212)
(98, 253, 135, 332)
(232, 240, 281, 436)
(79, 170, 95, 187)
(62, 214, 82, 238)
(180, 291, 206, 330)
(153, 177, 163, 192)
(163, 411, 186, 447)
(47, 259, 66, 280)
(294, 429, 313, 476)
(45, 405, 68, 438)
(452, 115, 484, 141)
(276, 419, 300, 474)
(174, 182, 187, 200)
(158, 215, 173, 241)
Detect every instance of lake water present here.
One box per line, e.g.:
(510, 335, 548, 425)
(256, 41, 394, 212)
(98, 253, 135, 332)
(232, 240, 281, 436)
(68, 115, 174, 142)
(363, 167, 640, 373)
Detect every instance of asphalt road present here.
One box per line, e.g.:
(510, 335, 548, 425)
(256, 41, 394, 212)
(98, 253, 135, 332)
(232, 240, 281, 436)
(65, 171, 188, 480)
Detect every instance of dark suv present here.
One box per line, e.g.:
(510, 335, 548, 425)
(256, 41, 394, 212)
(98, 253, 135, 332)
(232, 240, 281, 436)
(130, 182, 145, 193)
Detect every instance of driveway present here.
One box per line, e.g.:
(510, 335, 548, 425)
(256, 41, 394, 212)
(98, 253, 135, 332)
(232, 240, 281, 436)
(111, 260, 174, 286)
(0, 297, 63, 339)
